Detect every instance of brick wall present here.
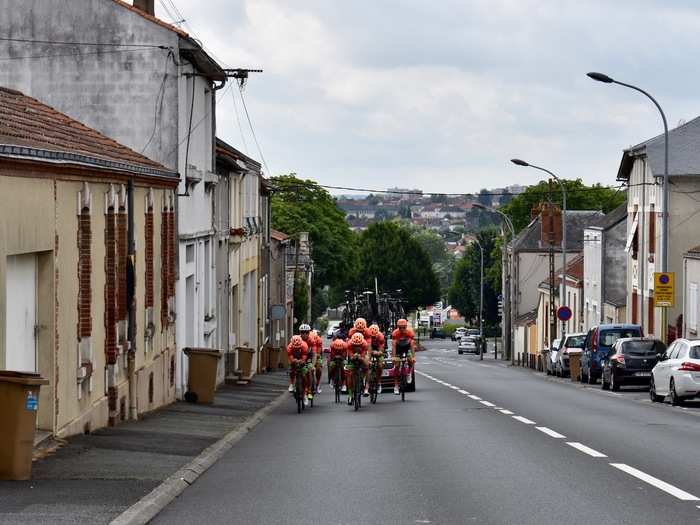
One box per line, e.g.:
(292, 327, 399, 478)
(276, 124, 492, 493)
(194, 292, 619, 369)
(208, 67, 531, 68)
(77, 208, 92, 339)
(145, 205, 154, 309)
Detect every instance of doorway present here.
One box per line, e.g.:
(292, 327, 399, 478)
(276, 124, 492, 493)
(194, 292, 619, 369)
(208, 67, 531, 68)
(5, 254, 38, 372)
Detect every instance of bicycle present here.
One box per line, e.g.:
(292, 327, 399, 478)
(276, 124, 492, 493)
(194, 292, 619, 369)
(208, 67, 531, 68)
(397, 353, 410, 402)
(348, 355, 364, 411)
(331, 356, 345, 404)
(292, 362, 306, 414)
(307, 358, 316, 408)
(368, 353, 381, 404)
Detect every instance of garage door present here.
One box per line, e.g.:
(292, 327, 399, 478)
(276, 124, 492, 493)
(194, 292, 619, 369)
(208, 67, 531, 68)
(5, 254, 38, 372)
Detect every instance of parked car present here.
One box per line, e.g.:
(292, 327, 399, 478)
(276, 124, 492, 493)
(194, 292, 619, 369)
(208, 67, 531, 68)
(555, 332, 586, 377)
(458, 336, 478, 354)
(431, 328, 447, 339)
(650, 338, 700, 405)
(580, 324, 643, 384)
(545, 339, 561, 375)
(451, 327, 467, 341)
(601, 337, 665, 391)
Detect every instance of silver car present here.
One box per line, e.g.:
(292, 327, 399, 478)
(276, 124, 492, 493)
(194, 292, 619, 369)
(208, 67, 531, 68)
(458, 336, 478, 354)
(554, 333, 587, 377)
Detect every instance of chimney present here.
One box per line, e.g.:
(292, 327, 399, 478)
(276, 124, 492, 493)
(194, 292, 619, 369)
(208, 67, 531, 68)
(133, 0, 155, 15)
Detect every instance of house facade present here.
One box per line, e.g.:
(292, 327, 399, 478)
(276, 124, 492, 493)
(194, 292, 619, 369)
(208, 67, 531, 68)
(617, 117, 700, 340)
(682, 246, 700, 339)
(0, 87, 178, 437)
(582, 203, 627, 330)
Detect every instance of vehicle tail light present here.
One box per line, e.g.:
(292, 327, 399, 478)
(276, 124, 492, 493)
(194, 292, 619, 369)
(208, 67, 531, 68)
(614, 355, 625, 365)
(591, 328, 598, 353)
(678, 362, 700, 372)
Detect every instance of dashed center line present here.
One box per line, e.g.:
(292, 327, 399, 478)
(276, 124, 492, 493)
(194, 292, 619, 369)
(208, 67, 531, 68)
(479, 400, 496, 407)
(566, 442, 607, 458)
(535, 426, 566, 439)
(512, 416, 536, 425)
(610, 463, 699, 501)
(467, 394, 481, 400)
(457, 389, 469, 395)
(499, 409, 514, 415)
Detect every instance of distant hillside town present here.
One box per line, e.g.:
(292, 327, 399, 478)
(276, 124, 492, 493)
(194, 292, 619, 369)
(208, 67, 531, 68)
(336, 184, 526, 235)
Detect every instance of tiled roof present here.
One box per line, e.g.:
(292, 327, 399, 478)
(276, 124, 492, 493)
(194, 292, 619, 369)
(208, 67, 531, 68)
(110, 0, 189, 38)
(586, 202, 627, 231)
(271, 229, 289, 241)
(0, 86, 175, 177)
(512, 210, 605, 252)
(539, 254, 584, 290)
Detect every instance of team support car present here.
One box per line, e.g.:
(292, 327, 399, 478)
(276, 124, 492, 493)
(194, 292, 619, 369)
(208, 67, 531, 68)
(458, 336, 478, 354)
(650, 338, 700, 405)
(379, 334, 416, 392)
(601, 337, 664, 391)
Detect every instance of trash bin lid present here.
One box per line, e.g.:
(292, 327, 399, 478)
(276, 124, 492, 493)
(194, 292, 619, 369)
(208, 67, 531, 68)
(0, 370, 49, 386)
(183, 347, 222, 358)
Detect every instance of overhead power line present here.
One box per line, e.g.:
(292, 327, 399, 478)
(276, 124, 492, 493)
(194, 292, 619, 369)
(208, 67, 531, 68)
(0, 36, 168, 48)
(0, 47, 165, 61)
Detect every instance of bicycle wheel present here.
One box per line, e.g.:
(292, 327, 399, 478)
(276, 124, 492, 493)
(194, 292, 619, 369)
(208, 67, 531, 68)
(310, 372, 315, 408)
(354, 372, 361, 411)
(400, 367, 407, 402)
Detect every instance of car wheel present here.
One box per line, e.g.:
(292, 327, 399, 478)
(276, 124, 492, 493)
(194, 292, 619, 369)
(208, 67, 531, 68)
(458, 350, 463, 355)
(610, 372, 620, 392)
(601, 372, 610, 390)
(670, 379, 684, 406)
(649, 377, 664, 403)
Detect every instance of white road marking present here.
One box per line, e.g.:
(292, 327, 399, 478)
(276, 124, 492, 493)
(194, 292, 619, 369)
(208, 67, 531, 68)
(566, 442, 607, 458)
(457, 389, 469, 395)
(512, 416, 536, 425)
(468, 395, 482, 400)
(536, 426, 566, 439)
(449, 385, 459, 390)
(499, 409, 514, 415)
(610, 463, 699, 501)
(479, 400, 496, 407)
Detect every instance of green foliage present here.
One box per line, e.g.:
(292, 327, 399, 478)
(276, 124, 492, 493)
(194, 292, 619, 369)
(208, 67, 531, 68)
(404, 224, 456, 296)
(357, 222, 440, 310)
(441, 322, 467, 336)
(271, 174, 359, 319)
(448, 229, 501, 329)
(500, 178, 625, 233)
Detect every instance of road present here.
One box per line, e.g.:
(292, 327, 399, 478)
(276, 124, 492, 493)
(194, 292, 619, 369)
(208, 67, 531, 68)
(154, 340, 700, 524)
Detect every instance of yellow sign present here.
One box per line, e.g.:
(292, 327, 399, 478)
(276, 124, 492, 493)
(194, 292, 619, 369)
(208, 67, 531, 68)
(654, 272, 675, 308)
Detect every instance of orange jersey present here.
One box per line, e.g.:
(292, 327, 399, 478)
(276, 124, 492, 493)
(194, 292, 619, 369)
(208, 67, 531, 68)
(329, 340, 348, 359)
(349, 327, 372, 344)
(370, 332, 385, 351)
(347, 340, 369, 358)
(286, 341, 309, 361)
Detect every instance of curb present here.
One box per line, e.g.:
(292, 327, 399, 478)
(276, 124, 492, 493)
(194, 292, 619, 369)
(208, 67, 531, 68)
(110, 389, 288, 525)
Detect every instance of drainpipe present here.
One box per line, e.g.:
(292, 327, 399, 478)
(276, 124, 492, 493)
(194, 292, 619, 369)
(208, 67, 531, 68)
(127, 177, 138, 420)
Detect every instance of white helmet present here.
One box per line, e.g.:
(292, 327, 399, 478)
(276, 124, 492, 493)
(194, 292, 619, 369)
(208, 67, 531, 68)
(299, 323, 311, 332)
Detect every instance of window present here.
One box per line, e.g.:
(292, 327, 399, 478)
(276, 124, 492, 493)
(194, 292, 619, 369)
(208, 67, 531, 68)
(622, 340, 665, 356)
(186, 244, 195, 264)
(689, 282, 698, 332)
(668, 343, 680, 360)
(625, 207, 639, 260)
(690, 346, 700, 359)
(632, 290, 639, 324)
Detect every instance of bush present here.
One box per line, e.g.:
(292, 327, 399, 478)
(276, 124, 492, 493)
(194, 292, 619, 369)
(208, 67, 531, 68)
(441, 322, 467, 336)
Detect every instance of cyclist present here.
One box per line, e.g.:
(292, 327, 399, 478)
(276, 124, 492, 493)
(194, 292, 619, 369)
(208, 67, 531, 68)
(334, 321, 349, 341)
(328, 338, 348, 392)
(311, 329, 324, 394)
(297, 324, 316, 402)
(368, 324, 386, 394)
(348, 317, 372, 344)
(346, 332, 370, 402)
(391, 318, 416, 395)
(286, 335, 311, 405)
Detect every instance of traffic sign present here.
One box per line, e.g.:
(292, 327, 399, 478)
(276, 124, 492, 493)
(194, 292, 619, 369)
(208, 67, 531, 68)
(556, 305, 572, 322)
(654, 272, 675, 307)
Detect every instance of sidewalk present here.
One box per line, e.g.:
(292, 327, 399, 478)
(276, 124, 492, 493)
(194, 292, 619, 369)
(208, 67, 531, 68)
(0, 372, 288, 525)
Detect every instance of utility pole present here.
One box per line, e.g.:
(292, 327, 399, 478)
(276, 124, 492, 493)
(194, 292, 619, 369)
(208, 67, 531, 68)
(548, 182, 557, 360)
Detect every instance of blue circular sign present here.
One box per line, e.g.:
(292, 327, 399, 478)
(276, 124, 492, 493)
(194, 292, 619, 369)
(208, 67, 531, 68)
(557, 305, 572, 322)
(659, 274, 670, 284)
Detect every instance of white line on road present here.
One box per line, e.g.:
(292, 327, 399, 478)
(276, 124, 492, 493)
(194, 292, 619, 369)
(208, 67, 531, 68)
(467, 395, 482, 400)
(566, 442, 607, 458)
(499, 409, 514, 415)
(512, 416, 536, 425)
(535, 426, 566, 439)
(457, 389, 469, 395)
(610, 463, 699, 501)
(479, 400, 496, 407)
(449, 385, 459, 390)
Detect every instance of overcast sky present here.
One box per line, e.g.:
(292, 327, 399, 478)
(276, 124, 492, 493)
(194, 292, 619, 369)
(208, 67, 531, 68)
(158, 0, 700, 194)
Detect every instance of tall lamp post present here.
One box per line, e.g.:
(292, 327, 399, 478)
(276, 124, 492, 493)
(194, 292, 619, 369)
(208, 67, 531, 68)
(473, 203, 515, 364)
(587, 72, 669, 343)
(510, 159, 568, 341)
(466, 234, 484, 361)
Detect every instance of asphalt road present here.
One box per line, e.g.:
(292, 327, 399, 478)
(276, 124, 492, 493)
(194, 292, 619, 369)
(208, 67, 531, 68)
(154, 340, 700, 525)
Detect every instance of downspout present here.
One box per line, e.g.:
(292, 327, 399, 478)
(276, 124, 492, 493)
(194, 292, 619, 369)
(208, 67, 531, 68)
(127, 177, 137, 420)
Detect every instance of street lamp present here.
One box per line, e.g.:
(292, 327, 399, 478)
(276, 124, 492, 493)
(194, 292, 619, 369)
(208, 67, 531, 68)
(510, 159, 568, 341)
(588, 71, 669, 342)
(472, 202, 515, 364)
(465, 233, 484, 361)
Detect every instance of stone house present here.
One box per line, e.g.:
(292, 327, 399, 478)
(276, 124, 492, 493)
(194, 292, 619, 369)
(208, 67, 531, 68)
(0, 86, 178, 438)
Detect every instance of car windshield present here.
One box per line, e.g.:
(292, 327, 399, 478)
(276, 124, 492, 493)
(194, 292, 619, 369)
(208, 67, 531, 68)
(599, 329, 641, 348)
(622, 340, 664, 356)
(565, 335, 585, 348)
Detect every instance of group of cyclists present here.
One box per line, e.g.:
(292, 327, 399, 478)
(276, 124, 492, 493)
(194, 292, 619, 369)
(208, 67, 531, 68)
(286, 317, 416, 406)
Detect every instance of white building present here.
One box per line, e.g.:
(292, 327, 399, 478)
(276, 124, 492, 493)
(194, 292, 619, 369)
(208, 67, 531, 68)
(617, 117, 700, 340)
(683, 246, 700, 339)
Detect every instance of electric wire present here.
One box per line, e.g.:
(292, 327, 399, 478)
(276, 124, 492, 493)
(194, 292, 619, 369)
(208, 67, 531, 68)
(140, 49, 173, 154)
(0, 47, 164, 61)
(0, 36, 167, 48)
(231, 87, 249, 154)
(239, 87, 271, 175)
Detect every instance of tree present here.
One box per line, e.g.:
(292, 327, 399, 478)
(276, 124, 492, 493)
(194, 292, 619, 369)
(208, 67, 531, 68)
(374, 208, 389, 221)
(500, 178, 626, 233)
(499, 190, 513, 207)
(477, 188, 492, 207)
(367, 193, 380, 205)
(293, 276, 309, 332)
(398, 204, 412, 219)
(357, 222, 440, 310)
(271, 174, 359, 318)
(448, 229, 500, 330)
